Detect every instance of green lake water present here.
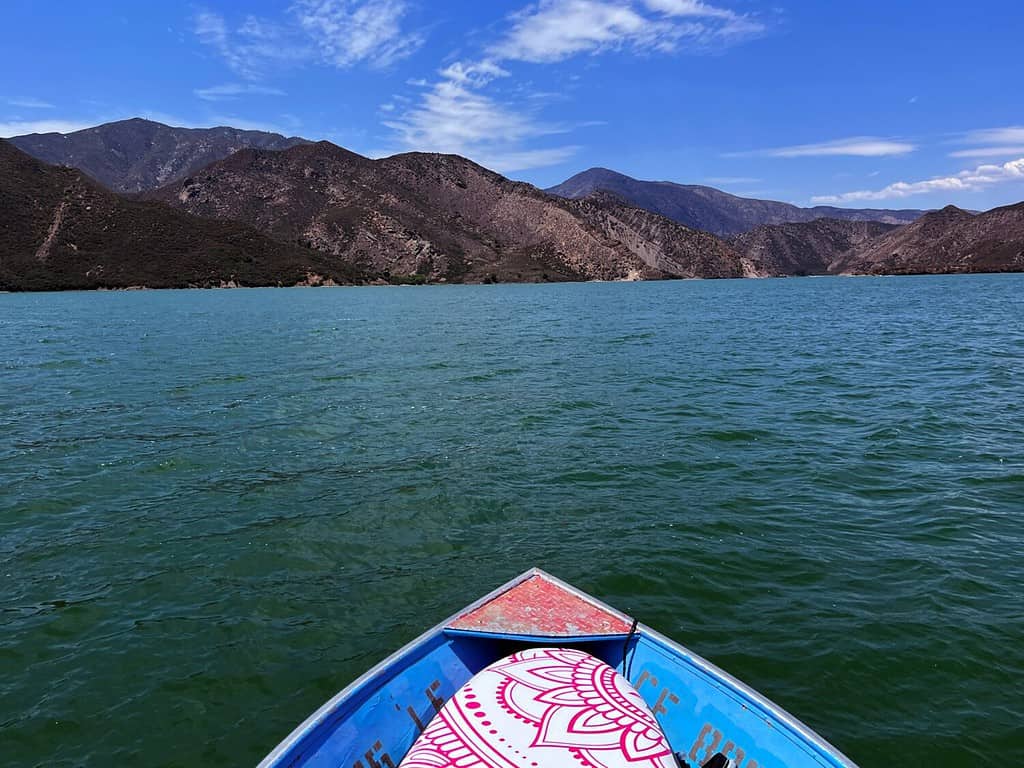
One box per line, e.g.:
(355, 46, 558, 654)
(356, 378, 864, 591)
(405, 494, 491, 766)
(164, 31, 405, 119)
(1, 276, 1022, 767)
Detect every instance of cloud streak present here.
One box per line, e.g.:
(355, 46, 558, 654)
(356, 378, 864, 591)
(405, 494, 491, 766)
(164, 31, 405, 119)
(728, 136, 916, 158)
(950, 146, 1024, 159)
(705, 176, 762, 184)
(7, 98, 55, 110)
(194, 11, 309, 80)
(385, 0, 761, 172)
(293, 0, 424, 68)
(949, 126, 1024, 159)
(811, 157, 1024, 204)
(960, 126, 1024, 145)
(194, 83, 287, 101)
(491, 0, 763, 63)
(0, 119, 95, 138)
(194, 3, 421, 80)
(382, 61, 578, 172)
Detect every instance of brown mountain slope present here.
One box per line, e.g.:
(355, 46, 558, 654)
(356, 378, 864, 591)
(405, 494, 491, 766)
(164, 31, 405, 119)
(833, 204, 1024, 275)
(0, 140, 365, 291)
(571, 192, 746, 278)
(729, 219, 898, 276)
(8, 118, 308, 193)
(146, 142, 744, 283)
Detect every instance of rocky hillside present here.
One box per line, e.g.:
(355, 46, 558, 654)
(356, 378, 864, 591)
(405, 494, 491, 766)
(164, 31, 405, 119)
(833, 204, 1024, 275)
(146, 142, 745, 283)
(8, 118, 307, 193)
(547, 168, 926, 236)
(729, 219, 897, 276)
(0, 140, 364, 291)
(570, 192, 747, 278)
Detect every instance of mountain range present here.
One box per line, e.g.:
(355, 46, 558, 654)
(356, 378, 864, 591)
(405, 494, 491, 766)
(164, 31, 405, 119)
(728, 219, 899, 276)
(8, 118, 307, 194)
(547, 167, 926, 236)
(0, 140, 361, 291)
(829, 203, 1024, 275)
(142, 141, 744, 283)
(2, 118, 1022, 291)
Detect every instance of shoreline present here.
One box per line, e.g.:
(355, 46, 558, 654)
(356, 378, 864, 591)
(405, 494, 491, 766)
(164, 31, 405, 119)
(2, 270, 1023, 295)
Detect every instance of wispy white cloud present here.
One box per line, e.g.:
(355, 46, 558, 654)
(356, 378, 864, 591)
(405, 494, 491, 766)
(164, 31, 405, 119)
(135, 110, 220, 128)
(490, 0, 762, 63)
(195, 11, 245, 74)
(705, 176, 762, 184)
(643, 0, 766, 41)
(382, 60, 578, 172)
(473, 146, 582, 173)
(0, 119, 96, 137)
(206, 115, 293, 134)
(811, 157, 1024, 204)
(237, 16, 281, 40)
(194, 83, 287, 101)
(195, 11, 229, 47)
(642, 0, 735, 18)
(950, 146, 1024, 159)
(960, 126, 1024, 145)
(194, 4, 422, 78)
(0, 112, 194, 138)
(728, 136, 916, 158)
(0, 111, 303, 140)
(194, 11, 309, 80)
(949, 126, 1024, 159)
(293, 0, 423, 68)
(492, 2, 652, 62)
(441, 60, 511, 87)
(384, 0, 759, 172)
(7, 98, 55, 110)
(280, 113, 304, 130)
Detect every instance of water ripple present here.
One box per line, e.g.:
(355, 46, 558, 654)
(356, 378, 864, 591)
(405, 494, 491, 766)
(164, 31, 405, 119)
(1, 276, 1022, 767)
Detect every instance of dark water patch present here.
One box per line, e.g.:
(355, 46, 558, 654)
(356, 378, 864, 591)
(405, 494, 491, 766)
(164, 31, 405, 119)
(311, 373, 360, 382)
(552, 399, 602, 411)
(459, 367, 525, 383)
(695, 427, 774, 444)
(607, 331, 656, 344)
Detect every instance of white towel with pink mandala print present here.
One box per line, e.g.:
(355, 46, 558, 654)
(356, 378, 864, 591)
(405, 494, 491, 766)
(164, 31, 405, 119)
(400, 647, 677, 768)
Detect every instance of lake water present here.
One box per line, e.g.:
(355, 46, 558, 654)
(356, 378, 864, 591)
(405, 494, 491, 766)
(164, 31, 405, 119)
(2, 276, 1022, 767)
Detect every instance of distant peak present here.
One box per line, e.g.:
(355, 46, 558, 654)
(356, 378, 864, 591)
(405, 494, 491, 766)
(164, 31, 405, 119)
(580, 167, 629, 179)
(556, 167, 630, 182)
(930, 204, 973, 219)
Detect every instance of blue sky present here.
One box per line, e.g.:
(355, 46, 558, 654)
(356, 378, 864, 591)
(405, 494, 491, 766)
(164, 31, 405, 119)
(2, 0, 1022, 210)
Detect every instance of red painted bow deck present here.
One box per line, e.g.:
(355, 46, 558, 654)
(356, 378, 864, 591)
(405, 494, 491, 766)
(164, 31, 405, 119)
(447, 571, 634, 637)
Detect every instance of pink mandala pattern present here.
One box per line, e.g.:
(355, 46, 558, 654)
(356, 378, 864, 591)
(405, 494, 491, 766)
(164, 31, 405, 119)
(400, 648, 676, 768)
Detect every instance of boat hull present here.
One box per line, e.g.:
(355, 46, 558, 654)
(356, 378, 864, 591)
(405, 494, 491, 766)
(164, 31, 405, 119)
(258, 570, 857, 768)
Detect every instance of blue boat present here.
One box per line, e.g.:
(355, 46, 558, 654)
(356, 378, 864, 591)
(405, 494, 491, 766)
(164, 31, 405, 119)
(258, 569, 857, 768)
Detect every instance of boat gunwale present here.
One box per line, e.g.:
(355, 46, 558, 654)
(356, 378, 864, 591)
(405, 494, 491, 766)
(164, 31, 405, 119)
(256, 568, 546, 767)
(636, 625, 859, 767)
(256, 568, 858, 768)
